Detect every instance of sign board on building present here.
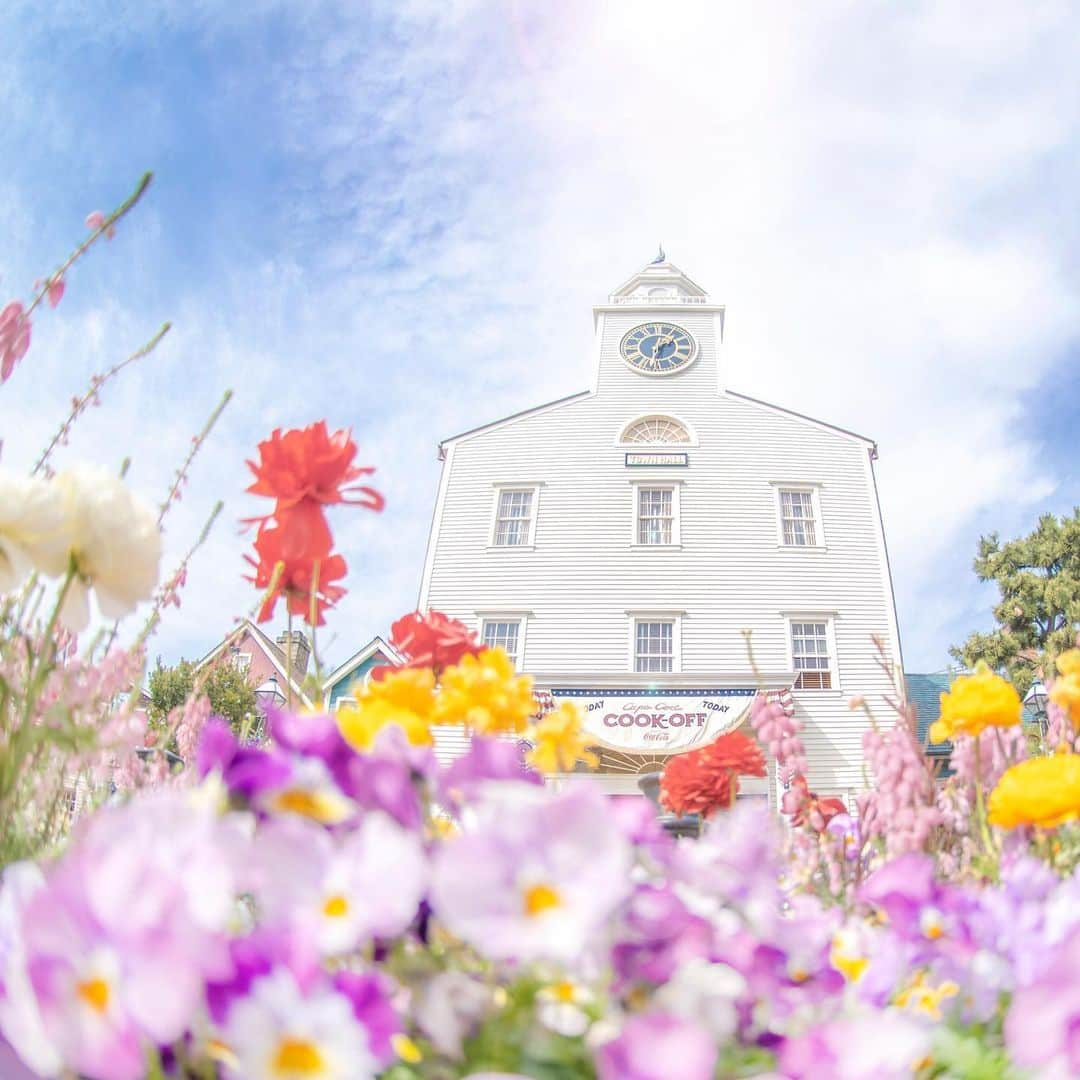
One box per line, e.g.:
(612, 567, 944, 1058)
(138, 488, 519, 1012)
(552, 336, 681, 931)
(624, 452, 689, 467)
(550, 687, 756, 754)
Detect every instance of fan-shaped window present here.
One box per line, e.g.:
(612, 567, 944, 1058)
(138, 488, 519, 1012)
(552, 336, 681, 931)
(620, 416, 691, 445)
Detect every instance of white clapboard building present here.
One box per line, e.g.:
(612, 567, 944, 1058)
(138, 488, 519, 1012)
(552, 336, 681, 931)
(418, 256, 902, 805)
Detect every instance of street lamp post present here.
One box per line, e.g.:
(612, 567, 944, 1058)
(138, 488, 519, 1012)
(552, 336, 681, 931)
(252, 673, 287, 741)
(1023, 679, 1049, 730)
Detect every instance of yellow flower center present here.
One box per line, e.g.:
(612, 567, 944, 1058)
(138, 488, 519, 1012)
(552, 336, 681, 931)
(76, 977, 110, 1014)
(552, 980, 578, 1004)
(524, 882, 562, 916)
(392, 1034, 423, 1064)
(270, 788, 347, 825)
(322, 894, 349, 918)
(272, 1037, 326, 1076)
(833, 953, 868, 982)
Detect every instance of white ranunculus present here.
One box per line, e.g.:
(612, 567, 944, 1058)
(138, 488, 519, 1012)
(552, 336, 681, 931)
(0, 469, 71, 592)
(52, 464, 162, 630)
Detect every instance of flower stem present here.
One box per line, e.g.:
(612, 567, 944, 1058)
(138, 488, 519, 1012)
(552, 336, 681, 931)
(286, 609, 294, 711)
(972, 735, 997, 862)
(32, 323, 171, 477)
(23, 173, 154, 324)
(157, 389, 232, 528)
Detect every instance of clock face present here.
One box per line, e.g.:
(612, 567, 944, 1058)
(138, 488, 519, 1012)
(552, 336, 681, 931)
(619, 322, 696, 375)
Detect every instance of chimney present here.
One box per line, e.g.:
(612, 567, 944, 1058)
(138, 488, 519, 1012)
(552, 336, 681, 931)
(276, 630, 311, 679)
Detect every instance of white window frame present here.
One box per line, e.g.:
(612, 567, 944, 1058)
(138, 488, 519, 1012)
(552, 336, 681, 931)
(234, 652, 252, 675)
(334, 695, 358, 712)
(784, 614, 839, 692)
(615, 413, 699, 448)
(627, 612, 683, 674)
(489, 484, 541, 549)
(477, 612, 530, 670)
(629, 480, 682, 547)
(769, 482, 825, 549)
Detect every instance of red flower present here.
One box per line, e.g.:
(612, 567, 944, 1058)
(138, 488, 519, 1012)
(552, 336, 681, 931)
(659, 731, 767, 819)
(245, 524, 347, 626)
(371, 610, 484, 680)
(782, 775, 847, 831)
(246, 421, 384, 512)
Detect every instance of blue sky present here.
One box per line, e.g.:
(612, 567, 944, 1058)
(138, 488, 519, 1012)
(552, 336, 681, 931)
(1, 0, 1077, 676)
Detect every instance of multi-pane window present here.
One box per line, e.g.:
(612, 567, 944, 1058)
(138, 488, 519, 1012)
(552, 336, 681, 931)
(635, 620, 674, 673)
(779, 490, 818, 547)
(791, 621, 832, 689)
(637, 487, 674, 545)
(493, 489, 534, 547)
(621, 416, 691, 445)
(483, 620, 521, 666)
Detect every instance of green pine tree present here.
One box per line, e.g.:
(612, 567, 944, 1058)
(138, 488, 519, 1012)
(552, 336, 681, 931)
(950, 509, 1080, 695)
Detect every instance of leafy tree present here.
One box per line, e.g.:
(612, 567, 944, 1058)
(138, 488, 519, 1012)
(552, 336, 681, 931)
(950, 509, 1080, 695)
(147, 657, 259, 737)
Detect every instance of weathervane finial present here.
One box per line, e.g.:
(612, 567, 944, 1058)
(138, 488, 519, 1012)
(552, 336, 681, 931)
(650, 244, 665, 264)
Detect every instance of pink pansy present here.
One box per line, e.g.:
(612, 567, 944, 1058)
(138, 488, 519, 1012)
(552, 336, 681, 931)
(252, 813, 427, 956)
(0, 301, 31, 382)
(7, 791, 243, 1077)
(430, 782, 632, 963)
(596, 1011, 717, 1080)
(0, 864, 62, 1078)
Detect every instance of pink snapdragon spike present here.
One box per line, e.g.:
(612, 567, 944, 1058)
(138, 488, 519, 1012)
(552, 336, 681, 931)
(0, 301, 31, 382)
(85, 210, 116, 240)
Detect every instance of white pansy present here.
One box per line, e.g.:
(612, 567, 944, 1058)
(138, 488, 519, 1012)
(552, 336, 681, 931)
(223, 969, 377, 1080)
(0, 470, 70, 593)
(653, 958, 746, 1042)
(51, 464, 161, 630)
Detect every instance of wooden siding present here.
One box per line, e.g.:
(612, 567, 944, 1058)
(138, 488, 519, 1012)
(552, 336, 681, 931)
(421, 303, 901, 799)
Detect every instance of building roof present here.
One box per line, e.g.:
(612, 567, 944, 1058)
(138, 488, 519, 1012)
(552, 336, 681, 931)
(906, 670, 1040, 758)
(196, 619, 313, 708)
(905, 672, 953, 755)
(322, 636, 404, 692)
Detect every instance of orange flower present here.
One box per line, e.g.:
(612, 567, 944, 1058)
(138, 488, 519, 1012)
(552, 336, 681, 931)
(659, 731, 767, 819)
(246, 524, 347, 626)
(246, 421, 383, 512)
(1050, 649, 1080, 731)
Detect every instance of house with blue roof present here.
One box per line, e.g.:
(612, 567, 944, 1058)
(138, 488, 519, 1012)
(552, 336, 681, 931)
(322, 636, 404, 711)
(904, 672, 956, 767)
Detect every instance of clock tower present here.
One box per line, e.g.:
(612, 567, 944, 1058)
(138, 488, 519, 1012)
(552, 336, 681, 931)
(592, 255, 726, 396)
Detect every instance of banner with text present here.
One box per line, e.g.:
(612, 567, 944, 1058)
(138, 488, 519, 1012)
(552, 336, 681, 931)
(550, 688, 758, 754)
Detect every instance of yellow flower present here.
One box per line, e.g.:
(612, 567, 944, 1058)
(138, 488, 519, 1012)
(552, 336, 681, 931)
(526, 701, 599, 774)
(391, 1034, 423, 1064)
(894, 971, 958, 1020)
(829, 929, 868, 983)
(987, 754, 1080, 829)
(1050, 649, 1080, 731)
(928, 662, 1021, 743)
(433, 648, 537, 736)
(336, 667, 436, 750)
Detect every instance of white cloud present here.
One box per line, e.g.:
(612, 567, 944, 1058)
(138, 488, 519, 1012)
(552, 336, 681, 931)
(1, 0, 1076, 674)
